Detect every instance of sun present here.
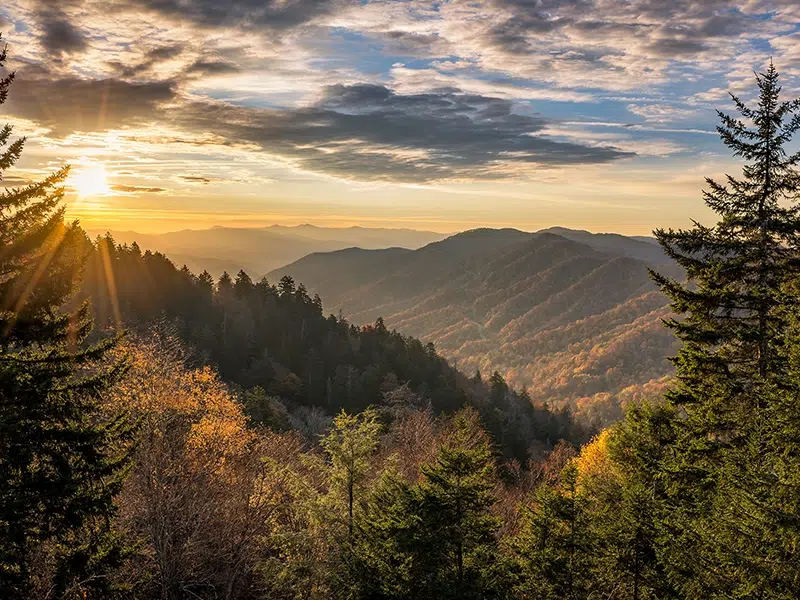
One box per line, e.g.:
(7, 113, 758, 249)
(69, 164, 111, 197)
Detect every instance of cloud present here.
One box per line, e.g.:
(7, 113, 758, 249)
(687, 87, 729, 105)
(645, 36, 709, 58)
(186, 58, 241, 76)
(627, 103, 698, 123)
(115, 0, 345, 31)
(388, 65, 595, 102)
(329, 0, 774, 93)
(179, 175, 217, 184)
(108, 44, 186, 78)
(5, 71, 176, 135)
(111, 184, 166, 193)
(2, 0, 795, 195)
(38, 10, 88, 55)
(0, 175, 33, 187)
(172, 83, 633, 182)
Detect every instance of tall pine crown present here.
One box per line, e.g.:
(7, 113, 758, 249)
(652, 61, 800, 414)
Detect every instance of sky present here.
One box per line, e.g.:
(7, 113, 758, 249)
(1, 0, 799, 235)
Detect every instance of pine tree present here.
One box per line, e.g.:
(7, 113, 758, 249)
(577, 421, 676, 600)
(648, 62, 800, 597)
(321, 409, 382, 541)
(0, 40, 133, 598)
(595, 403, 678, 600)
(406, 409, 512, 600)
(339, 465, 415, 600)
(652, 61, 800, 430)
(514, 463, 594, 600)
(472, 369, 482, 385)
(347, 410, 512, 600)
(693, 297, 800, 598)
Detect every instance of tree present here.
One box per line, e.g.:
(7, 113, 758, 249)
(344, 409, 513, 600)
(514, 463, 594, 600)
(320, 409, 382, 540)
(646, 62, 800, 597)
(471, 368, 482, 385)
(111, 333, 293, 600)
(399, 409, 513, 600)
(0, 39, 133, 598)
(489, 371, 508, 408)
(652, 61, 800, 426)
(576, 424, 677, 600)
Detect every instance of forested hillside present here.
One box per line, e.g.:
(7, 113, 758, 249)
(270, 229, 683, 424)
(80, 234, 587, 461)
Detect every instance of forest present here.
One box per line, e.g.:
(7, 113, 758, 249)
(2, 34, 800, 600)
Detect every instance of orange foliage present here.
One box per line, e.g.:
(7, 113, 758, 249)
(111, 336, 253, 469)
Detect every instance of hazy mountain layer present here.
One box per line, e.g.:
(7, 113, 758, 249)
(88, 225, 447, 278)
(269, 228, 680, 424)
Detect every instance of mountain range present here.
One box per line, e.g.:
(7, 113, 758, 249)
(268, 227, 679, 424)
(87, 224, 447, 277)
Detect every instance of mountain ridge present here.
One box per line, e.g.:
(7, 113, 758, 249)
(86, 224, 448, 278)
(268, 227, 679, 424)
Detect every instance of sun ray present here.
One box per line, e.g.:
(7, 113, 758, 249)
(98, 237, 123, 332)
(3, 224, 67, 338)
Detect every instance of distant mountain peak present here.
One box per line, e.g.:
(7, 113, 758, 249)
(450, 227, 529, 238)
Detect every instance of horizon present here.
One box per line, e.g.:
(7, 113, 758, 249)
(3, 2, 799, 235)
(85, 221, 659, 238)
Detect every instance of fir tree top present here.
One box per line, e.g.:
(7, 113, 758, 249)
(652, 61, 800, 403)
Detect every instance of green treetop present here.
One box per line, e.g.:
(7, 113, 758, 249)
(653, 61, 800, 417)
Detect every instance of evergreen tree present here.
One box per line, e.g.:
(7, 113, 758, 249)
(346, 410, 512, 600)
(338, 465, 415, 600)
(489, 371, 508, 408)
(652, 61, 800, 429)
(471, 368, 482, 385)
(647, 63, 800, 597)
(691, 301, 800, 598)
(514, 464, 593, 600)
(598, 403, 678, 600)
(0, 40, 133, 598)
(404, 410, 512, 600)
(321, 409, 382, 540)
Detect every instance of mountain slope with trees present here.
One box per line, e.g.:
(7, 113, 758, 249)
(270, 229, 682, 423)
(79, 234, 589, 462)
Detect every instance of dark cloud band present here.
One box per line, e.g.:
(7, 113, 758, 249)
(172, 83, 633, 182)
(5, 73, 175, 136)
(4, 67, 632, 182)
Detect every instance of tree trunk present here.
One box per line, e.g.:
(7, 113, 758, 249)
(348, 475, 354, 540)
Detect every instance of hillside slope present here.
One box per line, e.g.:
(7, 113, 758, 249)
(269, 228, 679, 423)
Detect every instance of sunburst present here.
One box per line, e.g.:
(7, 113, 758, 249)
(68, 163, 111, 197)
